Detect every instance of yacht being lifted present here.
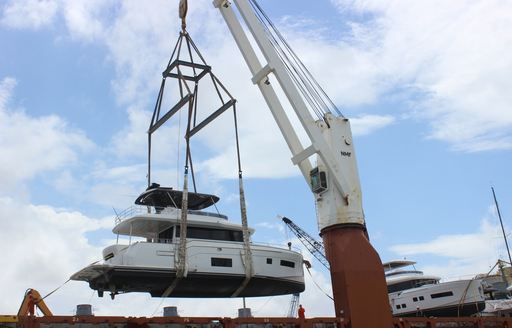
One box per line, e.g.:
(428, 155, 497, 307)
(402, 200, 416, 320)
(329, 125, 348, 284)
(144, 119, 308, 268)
(71, 185, 305, 298)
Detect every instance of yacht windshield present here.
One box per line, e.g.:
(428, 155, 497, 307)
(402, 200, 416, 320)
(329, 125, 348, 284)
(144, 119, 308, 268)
(176, 226, 243, 242)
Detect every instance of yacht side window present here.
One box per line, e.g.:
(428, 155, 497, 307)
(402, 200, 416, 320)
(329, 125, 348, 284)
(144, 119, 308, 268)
(280, 260, 295, 268)
(211, 257, 233, 267)
(158, 227, 174, 243)
(430, 291, 453, 299)
(176, 226, 244, 242)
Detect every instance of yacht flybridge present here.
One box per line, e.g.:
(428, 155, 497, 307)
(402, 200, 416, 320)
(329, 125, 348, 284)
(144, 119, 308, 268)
(71, 185, 305, 298)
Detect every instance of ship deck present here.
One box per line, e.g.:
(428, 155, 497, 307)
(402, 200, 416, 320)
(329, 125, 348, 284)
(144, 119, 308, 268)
(4, 315, 512, 328)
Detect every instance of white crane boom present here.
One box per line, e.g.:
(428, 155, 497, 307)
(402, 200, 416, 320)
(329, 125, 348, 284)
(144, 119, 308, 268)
(213, 0, 392, 326)
(213, 0, 363, 229)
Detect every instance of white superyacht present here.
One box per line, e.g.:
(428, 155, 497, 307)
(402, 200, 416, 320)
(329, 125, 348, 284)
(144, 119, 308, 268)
(385, 260, 485, 317)
(71, 184, 305, 299)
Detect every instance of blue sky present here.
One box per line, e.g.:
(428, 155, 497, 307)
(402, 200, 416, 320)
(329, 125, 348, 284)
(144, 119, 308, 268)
(1, 0, 512, 318)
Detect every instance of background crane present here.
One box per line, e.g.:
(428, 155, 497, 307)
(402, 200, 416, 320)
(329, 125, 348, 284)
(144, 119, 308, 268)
(286, 293, 300, 318)
(282, 217, 329, 270)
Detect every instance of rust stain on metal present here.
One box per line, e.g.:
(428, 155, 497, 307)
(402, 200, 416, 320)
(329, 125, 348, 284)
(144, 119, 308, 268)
(322, 225, 393, 327)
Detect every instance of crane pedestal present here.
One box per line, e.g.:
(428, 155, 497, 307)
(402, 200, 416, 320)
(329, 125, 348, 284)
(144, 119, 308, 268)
(321, 225, 392, 327)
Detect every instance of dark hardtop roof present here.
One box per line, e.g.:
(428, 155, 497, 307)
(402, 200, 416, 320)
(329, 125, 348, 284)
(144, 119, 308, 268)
(135, 184, 219, 210)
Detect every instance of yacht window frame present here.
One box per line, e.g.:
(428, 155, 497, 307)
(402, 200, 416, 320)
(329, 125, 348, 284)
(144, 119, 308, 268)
(430, 291, 453, 299)
(211, 257, 233, 267)
(157, 226, 175, 243)
(280, 260, 295, 268)
(176, 226, 244, 242)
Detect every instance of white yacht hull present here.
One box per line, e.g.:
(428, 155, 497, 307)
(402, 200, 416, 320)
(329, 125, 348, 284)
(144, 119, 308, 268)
(72, 239, 305, 297)
(73, 264, 303, 297)
(389, 279, 485, 317)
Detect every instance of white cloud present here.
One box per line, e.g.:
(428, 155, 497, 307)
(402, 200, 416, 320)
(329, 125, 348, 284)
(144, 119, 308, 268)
(110, 106, 153, 159)
(0, 197, 109, 313)
(351, 114, 395, 136)
(103, 0, 185, 105)
(0, 77, 94, 195)
(4, 0, 512, 158)
(0, 77, 16, 106)
(61, 0, 115, 42)
(1, 0, 58, 29)
(255, 221, 286, 235)
(389, 208, 506, 281)
(0, 1, 409, 182)
(332, 0, 512, 151)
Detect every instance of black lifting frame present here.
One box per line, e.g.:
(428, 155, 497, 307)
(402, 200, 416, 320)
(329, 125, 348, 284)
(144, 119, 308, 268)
(147, 30, 237, 192)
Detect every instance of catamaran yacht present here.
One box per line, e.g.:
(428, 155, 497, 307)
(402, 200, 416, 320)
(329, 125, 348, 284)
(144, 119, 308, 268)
(478, 262, 512, 316)
(385, 260, 485, 317)
(71, 185, 305, 298)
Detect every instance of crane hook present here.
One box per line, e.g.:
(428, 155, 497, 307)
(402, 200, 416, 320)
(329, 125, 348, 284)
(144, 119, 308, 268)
(179, 0, 188, 31)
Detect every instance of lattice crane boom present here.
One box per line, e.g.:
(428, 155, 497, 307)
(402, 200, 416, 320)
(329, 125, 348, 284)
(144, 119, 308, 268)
(282, 217, 330, 270)
(287, 293, 300, 318)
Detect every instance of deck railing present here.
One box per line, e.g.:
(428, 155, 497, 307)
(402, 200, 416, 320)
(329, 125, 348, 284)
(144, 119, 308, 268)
(114, 206, 228, 224)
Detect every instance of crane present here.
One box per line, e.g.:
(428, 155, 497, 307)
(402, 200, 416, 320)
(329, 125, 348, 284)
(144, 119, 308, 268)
(17, 289, 53, 317)
(287, 293, 300, 318)
(213, 0, 392, 326)
(282, 217, 329, 270)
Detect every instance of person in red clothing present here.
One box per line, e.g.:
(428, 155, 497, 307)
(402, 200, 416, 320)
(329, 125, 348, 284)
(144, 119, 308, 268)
(298, 304, 305, 319)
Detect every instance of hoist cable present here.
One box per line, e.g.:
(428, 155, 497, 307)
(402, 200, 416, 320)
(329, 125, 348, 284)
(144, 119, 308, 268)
(306, 266, 334, 301)
(248, 3, 325, 120)
(249, 1, 327, 118)
(248, 0, 344, 118)
(233, 104, 243, 176)
(176, 96, 183, 188)
(258, 27, 325, 119)
(162, 95, 195, 299)
(265, 13, 342, 117)
(250, 0, 334, 117)
(39, 278, 71, 301)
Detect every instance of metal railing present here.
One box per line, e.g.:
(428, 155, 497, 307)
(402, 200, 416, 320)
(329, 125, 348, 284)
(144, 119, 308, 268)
(114, 206, 228, 224)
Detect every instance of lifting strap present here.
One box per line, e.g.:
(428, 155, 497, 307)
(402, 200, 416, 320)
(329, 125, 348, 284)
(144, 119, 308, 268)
(176, 167, 189, 279)
(231, 104, 253, 297)
(161, 96, 195, 298)
(179, 0, 187, 31)
(155, 2, 250, 297)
